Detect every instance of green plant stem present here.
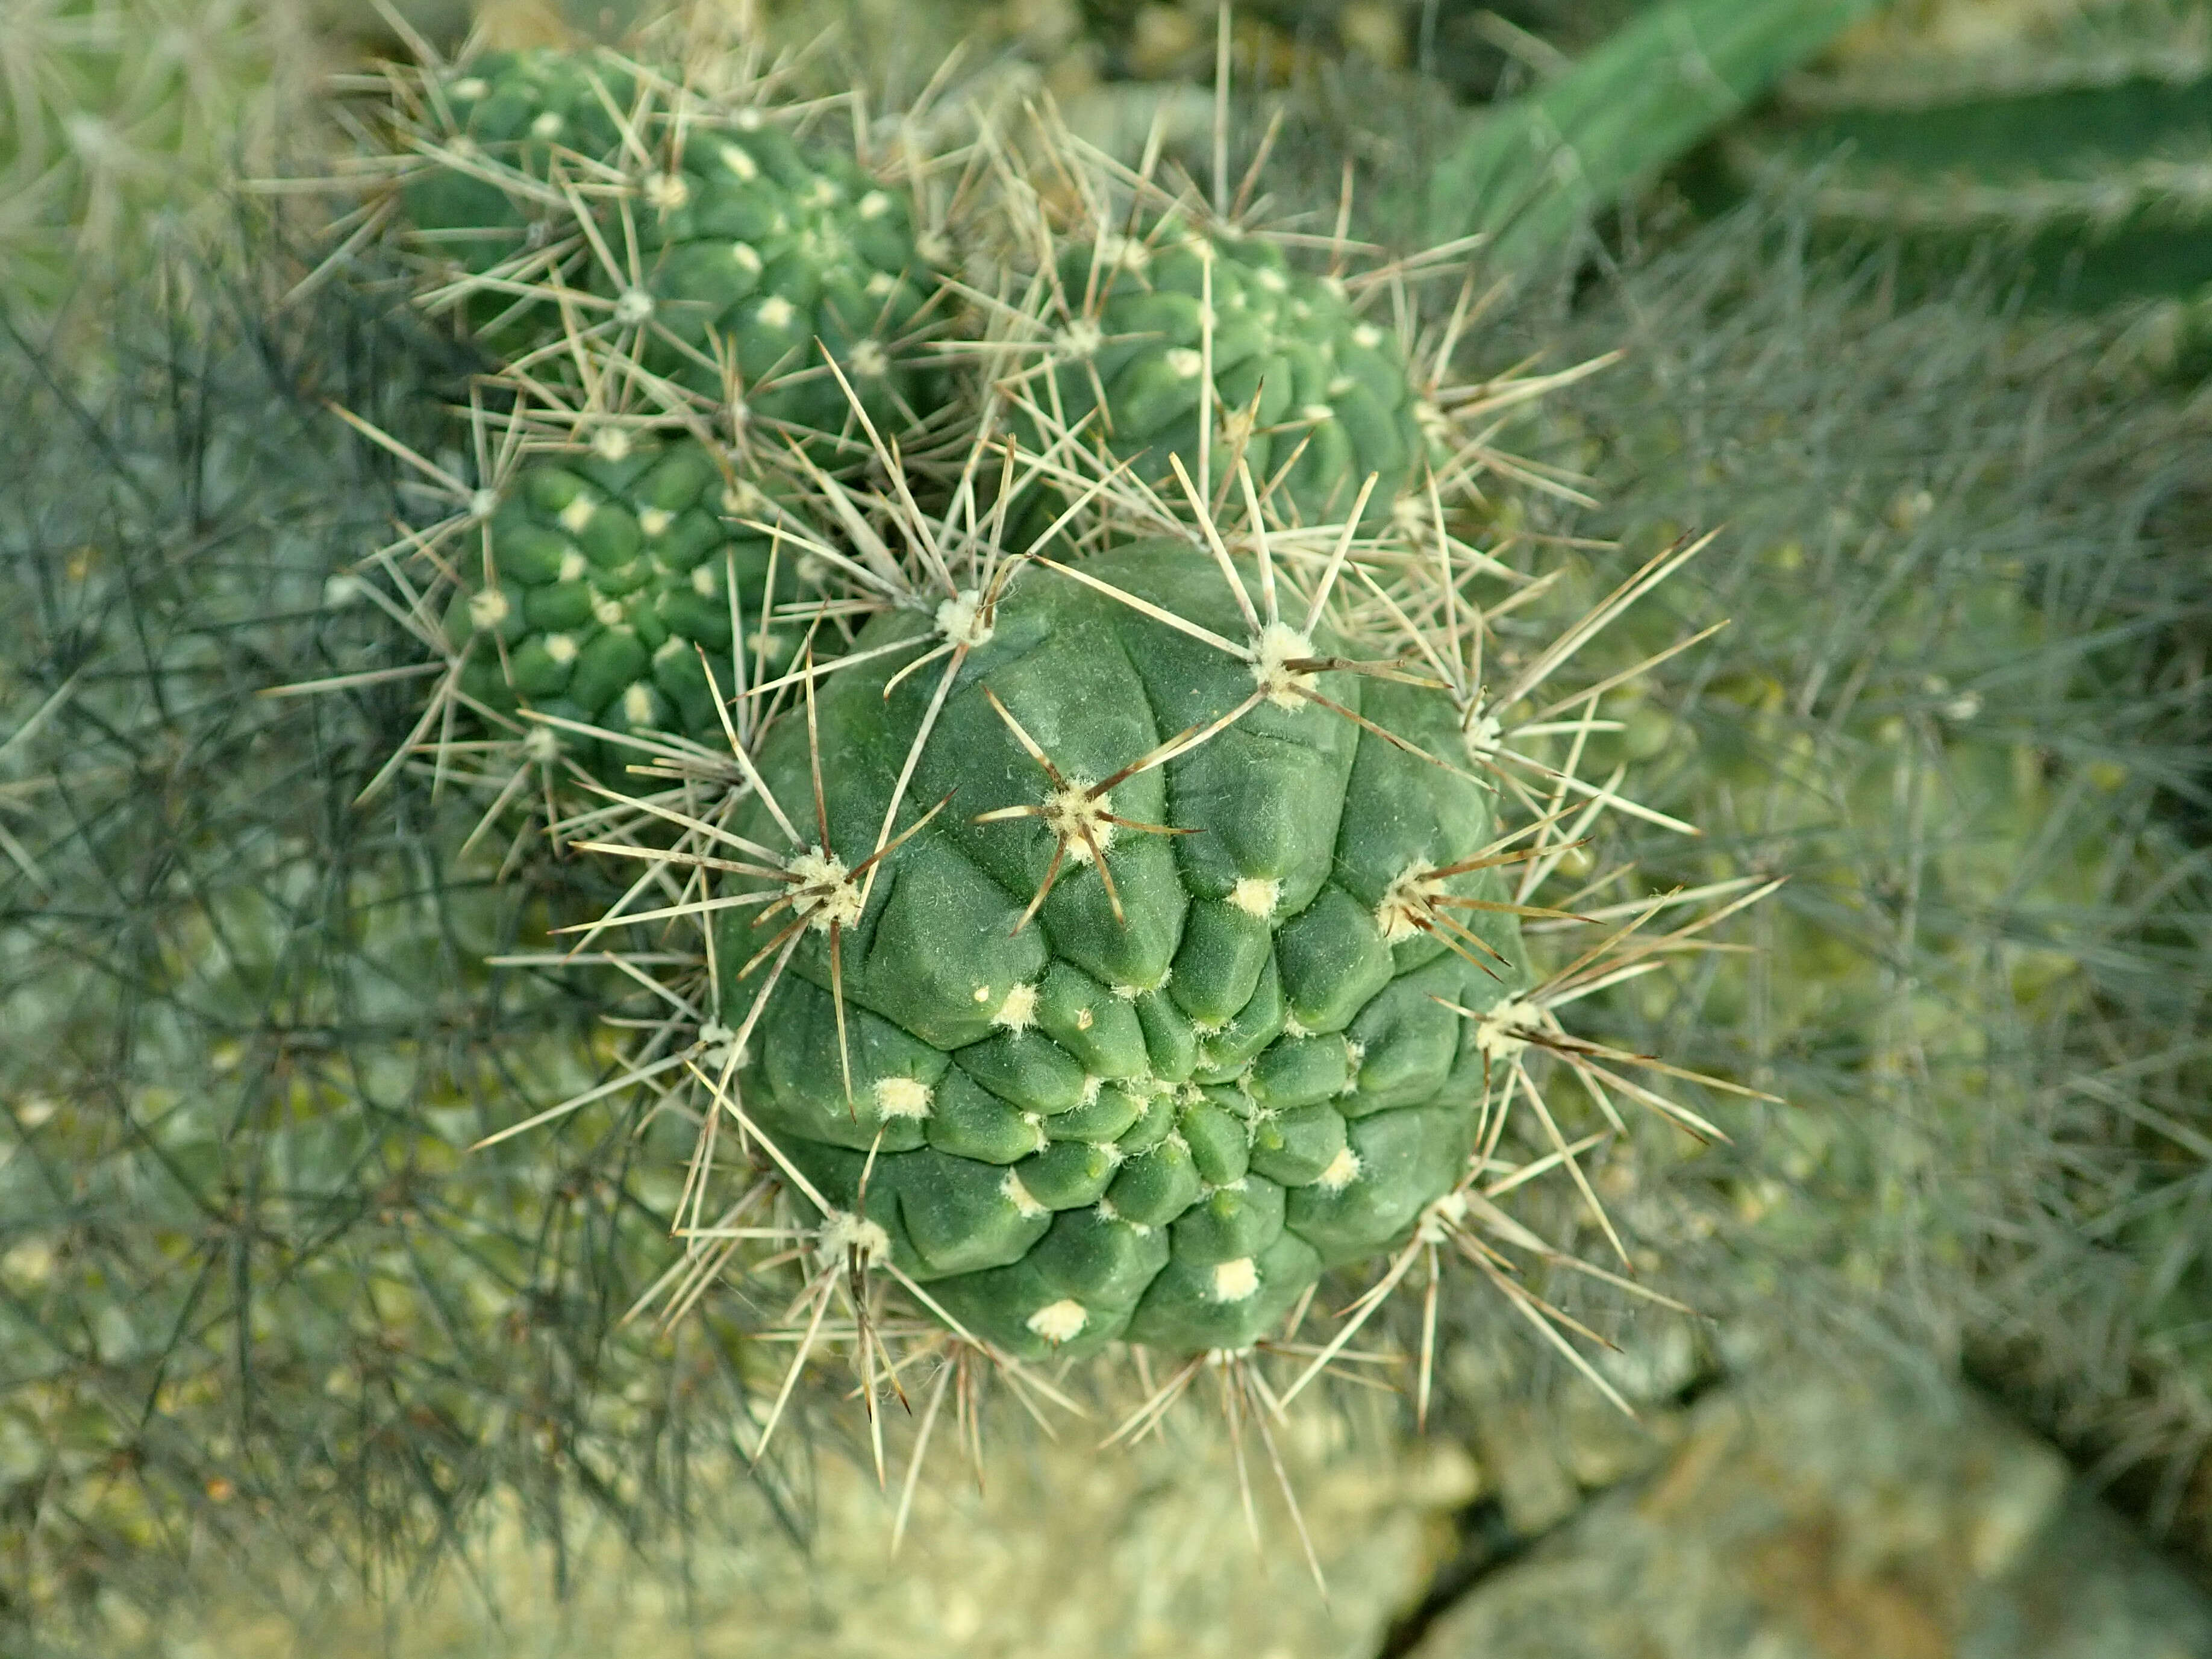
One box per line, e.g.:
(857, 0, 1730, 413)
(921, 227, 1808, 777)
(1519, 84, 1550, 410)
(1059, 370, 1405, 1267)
(1426, 0, 1886, 262)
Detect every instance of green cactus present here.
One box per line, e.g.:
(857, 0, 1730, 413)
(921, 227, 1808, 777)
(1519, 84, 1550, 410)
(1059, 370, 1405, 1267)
(381, 48, 945, 448)
(608, 115, 942, 434)
(1690, 5, 2212, 364)
(0, 234, 806, 1637)
(445, 429, 827, 771)
(719, 539, 1528, 1358)
(1422, 0, 1884, 264)
(1476, 191, 2212, 1558)
(398, 48, 635, 272)
(1016, 225, 1434, 530)
(361, 28, 1761, 1405)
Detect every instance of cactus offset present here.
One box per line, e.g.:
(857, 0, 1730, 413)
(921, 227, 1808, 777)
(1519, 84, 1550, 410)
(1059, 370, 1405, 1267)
(447, 430, 825, 771)
(1014, 224, 1434, 531)
(375, 46, 947, 453)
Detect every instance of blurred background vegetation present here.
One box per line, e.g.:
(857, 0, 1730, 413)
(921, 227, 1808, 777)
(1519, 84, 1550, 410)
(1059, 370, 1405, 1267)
(3, 0, 2209, 1652)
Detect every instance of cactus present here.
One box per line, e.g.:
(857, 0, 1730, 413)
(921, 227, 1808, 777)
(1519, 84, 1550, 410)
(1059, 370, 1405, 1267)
(349, 30, 1779, 1402)
(28, 3, 2081, 1643)
(722, 538, 1529, 1358)
(0, 233, 805, 1637)
(1422, 0, 1884, 264)
(369, 45, 948, 451)
(328, 40, 1880, 1545)
(1481, 194, 2212, 1561)
(445, 428, 828, 772)
(1675, 1, 2212, 367)
(1012, 224, 1434, 531)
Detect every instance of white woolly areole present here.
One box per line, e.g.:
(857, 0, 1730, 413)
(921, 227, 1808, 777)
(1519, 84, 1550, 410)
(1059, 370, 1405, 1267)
(1042, 778, 1114, 864)
(720, 143, 759, 181)
(1058, 317, 1104, 360)
(620, 683, 657, 726)
(592, 426, 633, 462)
(689, 563, 717, 598)
(614, 287, 655, 326)
(450, 77, 489, 100)
(637, 506, 673, 538)
(592, 595, 625, 628)
(696, 1020, 739, 1069)
(1229, 876, 1280, 919)
(934, 587, 996, 649)
(558, 549, 587, 582)
(1352, 322, 1384, 349)
(858, 189, 895, 220)
(1316, 1146, 1363, 1192)
(993, 982, 1040, 1031)
(557, 496, 597, 534)
(865, 270, 898, 298)
(721, 480, 765, 516)
(521, 724, 562, 766)
(873, 1076, 933, 1120)
(1250, 620, 1319, 710)
(1416, 1191, 1467, 1245)
(1211, 1258, 1261, 1303)
(543, 633, 578, 665)
(467, 487, 499, 521)
(756, 296, 796, 331)
(1463, 706, 1505, 760)
(1254, 265, 1288, 293)
(645, 171, 690, 212)
(1475, 998, 1544, 1061)
(786, 846, 863, 933)
(529, 110, 564, 140)
(1026, 1299, 1089, 1343)
(1164, 346, 1204, 379)
(1002, 1169, 1047, 1219)
(1414, 398, 1450, 447)
(848, 339, 889, 378)
(819, 1208, 889, 1267)
(1375, 863, 1439, 944)
(1096, 231, 1150, 273)
(467, 587, 510, 629)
